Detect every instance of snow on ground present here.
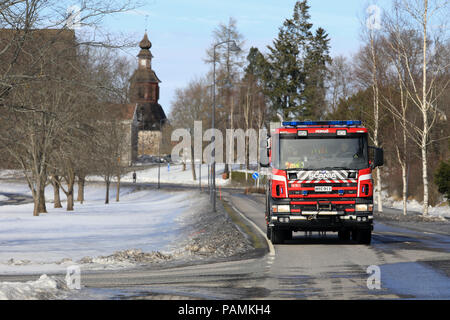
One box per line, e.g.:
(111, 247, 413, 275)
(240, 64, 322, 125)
(0, 170, 25, 180)
(0, 183, 209, 275)
(378, 190, 450, 218)
(0, 182, 30, 196)
(389, 198, 450, 218)
(0, 275, 67, 300)
(87, 163, 231, 186)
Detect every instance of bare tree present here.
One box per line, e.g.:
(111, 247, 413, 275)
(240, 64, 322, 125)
(205, 17, 246, 174)
(0, 0, 139, 215)
(170, 76, 212, 180)
(327, 55, 354, 114)
(382, 0, 449, 215)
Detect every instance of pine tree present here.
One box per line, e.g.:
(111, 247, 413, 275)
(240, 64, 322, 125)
(264, 0, 330, 120)
(302, 27, 332, 119)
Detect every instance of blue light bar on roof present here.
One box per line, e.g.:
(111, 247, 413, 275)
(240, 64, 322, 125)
(282, 120, 362, 127)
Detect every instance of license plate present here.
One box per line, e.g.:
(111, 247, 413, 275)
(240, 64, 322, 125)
(315, 186, 332, 192)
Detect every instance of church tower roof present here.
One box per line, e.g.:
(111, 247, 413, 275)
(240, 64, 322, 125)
(137, 32, 153, 60)
(139, 32, 152, 49)
(129, 31, 166, 131)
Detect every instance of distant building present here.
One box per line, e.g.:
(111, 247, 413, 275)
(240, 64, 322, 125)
(105, 103, 139, 166)
(129, 33, 167, 157)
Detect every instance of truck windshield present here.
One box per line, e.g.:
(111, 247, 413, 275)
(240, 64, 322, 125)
(273, 135, 368, 170)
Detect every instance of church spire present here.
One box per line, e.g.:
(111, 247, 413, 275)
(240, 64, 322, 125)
(137, 32, 153, 69)
(129, 31, 166, 131)
(139, 32, 152, 49)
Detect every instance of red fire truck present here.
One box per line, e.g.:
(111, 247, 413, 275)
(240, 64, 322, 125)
(262, 120, 384, 245)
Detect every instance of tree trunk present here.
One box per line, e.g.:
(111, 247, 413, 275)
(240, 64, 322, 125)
(37, 177, 47, 214)
(190, 141, 196, 181)
(116, 175, 120, 202)
(77, 175, 85, 204)
(421, 1, 429, 216)
(370, 31, 383, 213)
(105, 178, 110, 204)
(33, 197, 40, 217)
(421, 124, 429, 216)
(65, 171, 75, 211)
(396, 143, 408, 216)
(67, 190, 74, 211)
(52, 176, 63, 208)
(402, 165, 407, 216)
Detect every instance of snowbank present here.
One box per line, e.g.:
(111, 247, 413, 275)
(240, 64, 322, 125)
(389, 198, 449, 218)
(378, 191, 450, 218)
(0, 275, 66, 300)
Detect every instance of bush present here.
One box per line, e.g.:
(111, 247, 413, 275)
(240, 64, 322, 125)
(434, 160, 450, 204)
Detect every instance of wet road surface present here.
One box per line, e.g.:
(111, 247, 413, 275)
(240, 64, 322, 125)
(0, 188, 449, 299)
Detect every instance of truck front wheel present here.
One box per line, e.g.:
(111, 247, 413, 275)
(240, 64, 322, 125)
(270, 228, 284, 244)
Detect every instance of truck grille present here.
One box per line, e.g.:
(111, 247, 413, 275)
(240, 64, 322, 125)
(288, 182, 358, 196)
(289, 190, 357, 196)
(294, 183, 357, 188)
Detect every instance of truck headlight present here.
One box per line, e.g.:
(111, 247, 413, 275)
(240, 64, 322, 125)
(355, 204, 368, 212)
(277, 205, 290, 213)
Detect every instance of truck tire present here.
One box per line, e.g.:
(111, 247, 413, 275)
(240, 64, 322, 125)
(283, 230, 292, 241)
(359, 230, 372, 245)
(355, 229, 372, 245)
(271, 228, 284, 244)
(266, 225, 271, 240)
(338, 230, 351, 241)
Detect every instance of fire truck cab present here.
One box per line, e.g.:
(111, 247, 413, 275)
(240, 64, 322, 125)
(262, 120, 384, 245)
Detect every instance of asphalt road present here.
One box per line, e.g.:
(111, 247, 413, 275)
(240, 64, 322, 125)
(1, 187, 449, 299)
(225, 192, 450, 299)
(68, 191, 450, 299)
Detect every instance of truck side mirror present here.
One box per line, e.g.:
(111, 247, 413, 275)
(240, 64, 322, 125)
(259, 136, 270, 167)
(369, 146, 384, 168)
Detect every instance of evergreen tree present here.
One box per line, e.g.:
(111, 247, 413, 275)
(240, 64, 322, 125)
(244, 47, 270, 89)
(264, 0, 330, 120)
(302, 27, 331, 119)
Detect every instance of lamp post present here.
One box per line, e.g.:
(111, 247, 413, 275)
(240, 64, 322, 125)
(211, 40, 241, 211)
(158, 118, 167, 189)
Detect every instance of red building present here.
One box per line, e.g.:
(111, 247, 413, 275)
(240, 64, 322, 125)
(129, 33, 167, 130)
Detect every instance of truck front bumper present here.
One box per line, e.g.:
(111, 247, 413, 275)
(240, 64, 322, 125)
(268, 213, 373, 232)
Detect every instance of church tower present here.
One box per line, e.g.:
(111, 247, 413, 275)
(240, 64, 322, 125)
(129, 32, 166, 130)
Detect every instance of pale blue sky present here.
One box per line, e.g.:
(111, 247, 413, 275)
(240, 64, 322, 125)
(97, 0, 388, 114)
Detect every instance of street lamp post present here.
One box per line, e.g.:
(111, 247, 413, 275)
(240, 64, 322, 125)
(211, 40, 241, 212)
(158, 118, 167, 189)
